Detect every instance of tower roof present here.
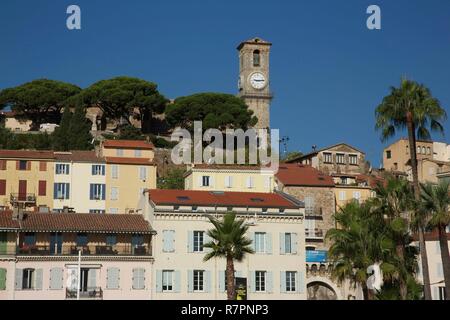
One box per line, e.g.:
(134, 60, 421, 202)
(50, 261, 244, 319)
(237, 37, 272, 50)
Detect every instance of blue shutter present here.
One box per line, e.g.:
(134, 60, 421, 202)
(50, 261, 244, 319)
(35, 269, 43, 290)
(218, 271, 225, 292)
(89, 184, 93, 200)
(156, 270, 162, 293)
(187, 231, 193, 253)
(292, 233, 298, 254)
(91, 165, 95, 175)
(298, 271, 305, 294)
(279, 233, 285, 254)
(66, 165, 70, 175)
(205, 271, 211, 293)
(265, 233, 272, 254)
(50, 268, 63, 290)
(15, 269, 23, 290)
(102, 165, 105, 176)
(174, 271, 181, 293)
(280, 271, 286, 293)
(65, 184, 70, 200)
(101, 184, 106, 200)
(53, 183, 58, 199)
(266, 271, 273, 293)
(187, 270, 193, 293)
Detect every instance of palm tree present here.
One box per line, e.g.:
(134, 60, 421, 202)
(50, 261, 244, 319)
(327, 201, 393, 300)
(372, 177, 416, 299)
(420, 181, 450, 300)
(375, 78, 447, 300)
(203, 212, 254, 300)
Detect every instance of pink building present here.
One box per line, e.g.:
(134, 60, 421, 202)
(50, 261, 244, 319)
(0, 211, 154, 300)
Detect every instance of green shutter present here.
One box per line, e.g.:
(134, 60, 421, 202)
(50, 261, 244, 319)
(0, 268, 6, 290)
(266, 271, 273, 293)
(280, 271, 286, 293)
(87, 269, 97, 290)
(187, 270, 193, 293)
(292, 233, 298, 254)
(0, 233, 7, 254)
(279, 233, 285, 255)
(187, 231, 193, 253)
(205, 271, 211, 293)
(174, 271, 181, 293)
(156, 270, 162, 293)
(265, 233, 272, 254)
(15, 269, 23, 290)
(35, 269, 43, 290)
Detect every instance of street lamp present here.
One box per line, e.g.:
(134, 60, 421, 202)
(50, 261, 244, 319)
(77, 250, 81, 300)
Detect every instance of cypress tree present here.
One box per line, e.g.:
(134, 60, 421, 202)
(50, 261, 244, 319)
(53, 107, 72, 151)
(68, 105, 93, 150)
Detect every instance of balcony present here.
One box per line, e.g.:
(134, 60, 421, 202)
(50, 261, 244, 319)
(305, 228, 324, 241)
(66, 287, 103, 300)
(305, 208, 323, 218)
(16, 244, 151, 256)
(10, 193, 36, 205)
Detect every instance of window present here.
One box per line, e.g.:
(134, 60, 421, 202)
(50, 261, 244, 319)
(139, 167, 147, 180)
(193, 270, 204, 292)
(323, 152, 332, 163)
(89, 209, 105, 214)
(111, 165, 119, 179)
(262, 208, 268, 213)
(135, 149, 142, 157)
(427, 147, 431, 155)
(22, 269, 35, 290)
(255, 271, 266, 292)
(110, 187, 119, 200)
(92, 165, 105, 176)
(39, 161, 47, 171)
(304, 196, 314, 215)
(386, 150, 391, 159)
(286, 271, 296, 292)
(162, 270, 174, 292)
(339, 191, 346, 201)
(55, 164, 69, 175)
(24, 232, 36, 246)
(76, 233, 88, 246)
(246, 177, 254, 189)
(116, 149, 124, 156)
(225, 176, 233, 188)
(253, 50, 261, 67)
(19, 160, 28, 171)
(173, 205, 180, 211)
(90, 184, 105, 200)
(353, 191, 361, 202)
(192, 206, 198, 212)
(254, 232, 266, 253)
(53, 183, 70, 199)
(422, 147, 426, 155)
(349, 155, 358, 165)
(109, 208, 118, 214)
(106, 234, 117, 246)
(336, 154, 345, 164)
(0, 180, 6, 196)
(0, 160, 6, 170)
(193, 231, 204, 252)
(285, 233, 292, 254)
(417, 146, 421, 154)
(202, 176, 210, 187)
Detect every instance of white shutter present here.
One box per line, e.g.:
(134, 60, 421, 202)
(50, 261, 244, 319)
(198, 176, 203, 187)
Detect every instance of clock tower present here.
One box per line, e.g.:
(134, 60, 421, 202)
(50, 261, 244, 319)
(237, 37, 273, 129)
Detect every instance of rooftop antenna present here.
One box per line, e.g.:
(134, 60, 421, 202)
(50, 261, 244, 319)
(279, 136, 290, 156)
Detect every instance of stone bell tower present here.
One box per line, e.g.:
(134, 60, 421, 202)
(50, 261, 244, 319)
(237, 37, 273, 129)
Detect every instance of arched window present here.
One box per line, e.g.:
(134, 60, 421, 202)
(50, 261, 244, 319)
(417, 146, 421, 154)
(427, 147, 431, 155)
(422, 147, 426, 154)
(253, 50, 261, 67)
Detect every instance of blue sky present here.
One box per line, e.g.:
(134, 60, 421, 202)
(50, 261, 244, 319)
(1, 0, 449, 166)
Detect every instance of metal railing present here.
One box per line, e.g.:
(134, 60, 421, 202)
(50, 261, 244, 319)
(16, 244, 151, 256)
(66, 287, 103, 299)
(305, 208, 323, 218)
(10, 193, 36, 203)
(305, 228, 324, 239)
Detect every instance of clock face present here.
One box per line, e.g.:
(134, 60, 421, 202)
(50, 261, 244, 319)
(249, 72, 266, 90)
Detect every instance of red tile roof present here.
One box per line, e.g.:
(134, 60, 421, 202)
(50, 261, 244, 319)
(148, 189, 300, 209)
(191, 164, 268, 171)
(0, 211, 152, 234)
(54, 151, 103, 163)
(275, 164, 335, 187)
(103, 140, 154, 150)
(356, 174, 386, 189)
(0, 150, 55, 160)
(105, 157, 155, 165)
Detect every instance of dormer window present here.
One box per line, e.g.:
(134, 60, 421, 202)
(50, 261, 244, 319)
(253, 50, 261, 67)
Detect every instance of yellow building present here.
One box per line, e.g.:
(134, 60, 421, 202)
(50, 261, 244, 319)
(0, 150, 54, 211)
(101, 140, 157, 214)
(333, 174, 379, 211)
(184, 164, 275, 193)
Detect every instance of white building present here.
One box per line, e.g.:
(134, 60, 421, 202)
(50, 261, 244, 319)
(138, 189, 307, 300)
(433, 142, 450, 162)
(52, 151, 106, 213)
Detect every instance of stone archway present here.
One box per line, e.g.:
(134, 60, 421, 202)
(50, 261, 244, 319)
(307, 279, 339, 300)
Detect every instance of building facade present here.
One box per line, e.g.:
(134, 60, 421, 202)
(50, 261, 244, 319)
(0, 211, 154, 300)
(138, 189, 307, 300)
(184, 164, 275, 193)
(287, 143, 367, 176)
